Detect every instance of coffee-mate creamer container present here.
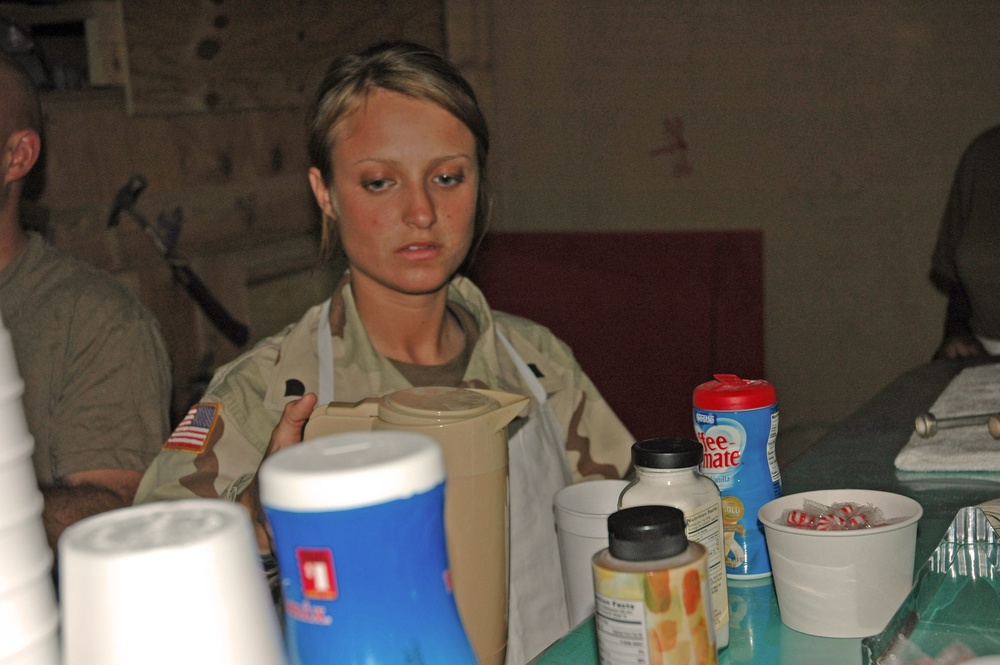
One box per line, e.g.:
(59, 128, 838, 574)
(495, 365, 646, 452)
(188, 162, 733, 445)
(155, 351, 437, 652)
(693, 374, 780, 578)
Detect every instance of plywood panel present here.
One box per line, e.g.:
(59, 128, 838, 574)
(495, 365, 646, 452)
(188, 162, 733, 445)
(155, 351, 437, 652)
(0, 0, 128, 86)
(39, 88, 311, 206)
(120, 0, 445, 115)
(38, 87, 319, 273)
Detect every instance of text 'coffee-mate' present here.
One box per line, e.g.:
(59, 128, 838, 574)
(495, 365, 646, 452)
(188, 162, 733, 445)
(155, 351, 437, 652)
(693, 374, 780, 578)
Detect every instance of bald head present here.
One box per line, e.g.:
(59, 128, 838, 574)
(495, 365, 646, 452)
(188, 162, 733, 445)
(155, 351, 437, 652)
(0, 50, 41, 140)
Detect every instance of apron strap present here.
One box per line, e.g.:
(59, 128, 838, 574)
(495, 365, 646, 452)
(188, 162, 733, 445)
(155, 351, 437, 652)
(317, 297, 334, 404)
(496, 330, 547, 405)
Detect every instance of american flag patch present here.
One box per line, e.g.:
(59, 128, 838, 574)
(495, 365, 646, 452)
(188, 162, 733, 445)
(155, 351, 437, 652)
(163, 403, 220, 453)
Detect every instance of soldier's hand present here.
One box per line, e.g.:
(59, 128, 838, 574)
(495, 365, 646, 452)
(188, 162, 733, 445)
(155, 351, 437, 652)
(241, 392, 318, 553)
(267, 393, 319, 456)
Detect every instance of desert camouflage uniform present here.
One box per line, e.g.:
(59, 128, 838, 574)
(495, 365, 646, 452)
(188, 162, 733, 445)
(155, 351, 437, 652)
(135, 273, 632, 506)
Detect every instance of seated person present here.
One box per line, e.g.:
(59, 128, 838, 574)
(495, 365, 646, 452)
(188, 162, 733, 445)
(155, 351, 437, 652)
(0, 51, 172, 551)
(930, 124, 1000, 359)
(134, 41, 633, 664)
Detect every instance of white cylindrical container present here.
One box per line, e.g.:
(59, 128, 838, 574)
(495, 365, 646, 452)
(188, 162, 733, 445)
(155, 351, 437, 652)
(618, 438, 729, 649)
(59, 500, 286, 665)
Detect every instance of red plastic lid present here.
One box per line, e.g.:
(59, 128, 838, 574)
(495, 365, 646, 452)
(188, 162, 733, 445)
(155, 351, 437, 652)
(693, 373, 776, 411)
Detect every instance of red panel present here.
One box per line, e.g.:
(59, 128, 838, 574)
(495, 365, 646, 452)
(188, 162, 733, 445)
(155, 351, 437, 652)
(467, 231, 764, 442)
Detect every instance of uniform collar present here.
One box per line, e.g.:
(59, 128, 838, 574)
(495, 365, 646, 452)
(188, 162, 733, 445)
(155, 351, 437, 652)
(261, 272, 565, 409)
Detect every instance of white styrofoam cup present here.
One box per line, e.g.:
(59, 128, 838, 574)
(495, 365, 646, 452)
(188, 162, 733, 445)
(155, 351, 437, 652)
(553, 479, 630, 627)
(0, 391, 33, 467)
(0, 454, 44, 532)
(59, 499, 286, 665)
(0, 323, 25, 400)
(0, 514, 52, 596)
(0, 572, 59, 662)
(0, 626, 60, 665)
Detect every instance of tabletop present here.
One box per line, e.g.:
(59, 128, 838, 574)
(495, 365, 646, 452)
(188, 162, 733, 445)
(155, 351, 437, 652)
(531, 358, 1000, 664)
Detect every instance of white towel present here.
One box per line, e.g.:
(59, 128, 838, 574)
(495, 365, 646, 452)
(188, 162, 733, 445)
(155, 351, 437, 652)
(894, 364, 1000, 471)
(979, 497, 1000, 532)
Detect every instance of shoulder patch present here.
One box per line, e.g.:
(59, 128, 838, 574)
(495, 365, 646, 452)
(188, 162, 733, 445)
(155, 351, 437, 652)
(163, 403, 221, 453)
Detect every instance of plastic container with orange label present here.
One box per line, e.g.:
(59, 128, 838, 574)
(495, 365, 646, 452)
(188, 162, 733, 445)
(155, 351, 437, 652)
(592, 505, 717, 665)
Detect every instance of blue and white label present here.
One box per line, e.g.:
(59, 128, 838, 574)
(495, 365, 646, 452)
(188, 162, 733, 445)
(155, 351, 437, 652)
(694, 405, 780, 578)
(265, 483, 477, 664)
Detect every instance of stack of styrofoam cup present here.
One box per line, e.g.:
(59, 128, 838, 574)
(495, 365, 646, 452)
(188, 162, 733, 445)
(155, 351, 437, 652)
(0, 314, 60, 665)
(59, 499, 287, 665)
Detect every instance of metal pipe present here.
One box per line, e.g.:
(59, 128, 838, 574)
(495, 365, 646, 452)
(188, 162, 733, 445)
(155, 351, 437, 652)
(914, 412, 1000, 439)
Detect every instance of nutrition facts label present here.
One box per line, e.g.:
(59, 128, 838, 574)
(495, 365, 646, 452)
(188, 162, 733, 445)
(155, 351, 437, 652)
(594, 594, 648, 664)
(686, 500, 726, 628)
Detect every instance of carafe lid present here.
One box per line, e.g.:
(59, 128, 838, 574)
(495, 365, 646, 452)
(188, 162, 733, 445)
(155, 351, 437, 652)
(608, 505, 688, 561)
(380, 386, 499, 423)
(631, 437, 703, 469)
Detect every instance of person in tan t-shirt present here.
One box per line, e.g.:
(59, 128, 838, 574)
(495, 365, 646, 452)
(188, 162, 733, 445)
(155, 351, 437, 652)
(0, 50, 171, 553)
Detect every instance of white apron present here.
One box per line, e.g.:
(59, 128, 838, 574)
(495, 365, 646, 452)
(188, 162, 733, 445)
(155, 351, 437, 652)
(496, 331, 573, 665)
(317, 302, 573, 664)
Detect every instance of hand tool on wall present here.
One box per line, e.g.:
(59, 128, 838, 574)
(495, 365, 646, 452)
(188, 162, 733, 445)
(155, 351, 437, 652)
(108, 174, 250, 347)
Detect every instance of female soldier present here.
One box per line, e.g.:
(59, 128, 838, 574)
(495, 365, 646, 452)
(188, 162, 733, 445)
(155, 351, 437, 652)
(135, 41, 633, 664)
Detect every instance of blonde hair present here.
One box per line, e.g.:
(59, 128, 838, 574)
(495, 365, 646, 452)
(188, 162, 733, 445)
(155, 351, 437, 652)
(307, 42, 491, 264)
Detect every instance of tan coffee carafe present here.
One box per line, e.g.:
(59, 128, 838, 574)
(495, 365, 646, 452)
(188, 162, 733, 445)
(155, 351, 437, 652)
(303, 386, 529, 665)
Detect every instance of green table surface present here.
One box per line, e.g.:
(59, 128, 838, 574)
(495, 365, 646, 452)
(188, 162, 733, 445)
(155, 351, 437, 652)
(531, 358, 1000, 664)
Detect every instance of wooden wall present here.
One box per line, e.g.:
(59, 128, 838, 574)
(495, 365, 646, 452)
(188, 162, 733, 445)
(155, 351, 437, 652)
(6, 0, 445, 422)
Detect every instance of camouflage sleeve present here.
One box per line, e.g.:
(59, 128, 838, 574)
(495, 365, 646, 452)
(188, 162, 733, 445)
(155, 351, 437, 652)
(563, 370, 635, 482)
(497, 318, 634, 483)
(134, 352, 281, 505)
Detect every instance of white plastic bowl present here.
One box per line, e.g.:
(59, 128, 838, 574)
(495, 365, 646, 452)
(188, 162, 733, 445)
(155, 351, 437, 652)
(758, 489, 922, 638)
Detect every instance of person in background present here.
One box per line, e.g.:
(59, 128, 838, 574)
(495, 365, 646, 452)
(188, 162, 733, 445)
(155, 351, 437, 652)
(134, 41, 633, 663)
(0, 51, 172, 552)
(930, 124, 1000, 360)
